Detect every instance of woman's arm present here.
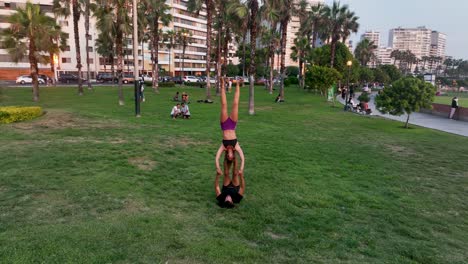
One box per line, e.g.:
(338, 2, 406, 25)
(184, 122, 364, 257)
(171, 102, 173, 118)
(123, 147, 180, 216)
(215, 144, 224, 175)
(214, 172, 221, 196)
(235, 144, 245, 174)
(238, 171, 245, 196)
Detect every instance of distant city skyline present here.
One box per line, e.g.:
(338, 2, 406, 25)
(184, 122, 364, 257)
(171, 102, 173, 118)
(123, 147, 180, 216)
(325, 0, 468, 59)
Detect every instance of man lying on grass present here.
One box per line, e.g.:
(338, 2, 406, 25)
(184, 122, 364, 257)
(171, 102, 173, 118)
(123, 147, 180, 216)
(215, 145, 245, 208)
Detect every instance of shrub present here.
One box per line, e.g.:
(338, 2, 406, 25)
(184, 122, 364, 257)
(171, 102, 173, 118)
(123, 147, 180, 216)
(143, 81, 175, 87)
(287, 76, 299, 85)
(184, 82, 206, 87)
(0, 106, 43, 124)
(284, 78, 291, 87)
(358, 92, 370, 102)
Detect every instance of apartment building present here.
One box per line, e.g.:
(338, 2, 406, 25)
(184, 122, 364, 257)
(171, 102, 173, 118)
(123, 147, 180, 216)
(430, 31, 446, 58)
(361, 31, 381, 48)
(0, 0, 214, 80)
(388, 26, 432, 59)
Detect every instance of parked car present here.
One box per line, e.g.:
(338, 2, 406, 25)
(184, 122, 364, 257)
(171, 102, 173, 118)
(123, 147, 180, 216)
(58, 74, 85, 83)
(183, 75, 199, 83)
(159, 76, 172, 82)
(96, 73, 117, 83)
(140, 74, 153, 82)
(38, 74, 52, 84)
(15, 75, 45, 84)
(173, 76, 183, 84)
(199, 76, 217, 84)
(122, 73, 135, 84)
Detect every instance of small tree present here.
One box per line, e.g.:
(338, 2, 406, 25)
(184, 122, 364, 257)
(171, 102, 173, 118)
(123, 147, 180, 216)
(375, 77, 435, 128)
(305, 65, 342, 98)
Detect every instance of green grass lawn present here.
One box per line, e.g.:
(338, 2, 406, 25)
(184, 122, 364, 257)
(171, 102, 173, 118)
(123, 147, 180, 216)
(0, 85, 467, 263)
(434, 93, 468, 107)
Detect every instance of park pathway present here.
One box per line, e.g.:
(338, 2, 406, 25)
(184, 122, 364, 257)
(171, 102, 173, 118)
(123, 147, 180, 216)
(337, 93, 468, 137)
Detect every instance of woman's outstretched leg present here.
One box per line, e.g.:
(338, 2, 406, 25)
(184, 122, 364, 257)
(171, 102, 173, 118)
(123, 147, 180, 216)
(230, 80, 241, 121)
(220, 77, 228, 123)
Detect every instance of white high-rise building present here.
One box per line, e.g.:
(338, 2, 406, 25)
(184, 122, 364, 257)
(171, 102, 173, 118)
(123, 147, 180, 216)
(430, 31, 446, 58)
(361, 31, 381, 48)
(0, 0, 214, 80)
(377, 47, 394, 65)
(388, 26, 432, 59)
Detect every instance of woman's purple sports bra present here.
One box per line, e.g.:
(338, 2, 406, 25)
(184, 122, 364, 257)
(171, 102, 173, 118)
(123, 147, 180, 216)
(221, 117, 237, 131)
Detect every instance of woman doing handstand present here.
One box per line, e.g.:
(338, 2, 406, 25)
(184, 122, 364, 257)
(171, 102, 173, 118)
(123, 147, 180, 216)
(215, 80, 245, 207)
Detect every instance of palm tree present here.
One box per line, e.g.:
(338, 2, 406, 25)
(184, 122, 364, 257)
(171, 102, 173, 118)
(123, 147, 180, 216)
(84, 0, 92, 90)
(177, 29, 193, 81)
(187, 0, 214, 100)
(260, 0, 280, 94)
(1, 2, 64, 101)
(309, 3, 326, 49)
(141, 0, 171, 93)
(390, 49, 402, 66)
(290, 36, 309, 88)
(248, 0, 259, 115)
(163, 30, 177, 77)
(46, 24, 68, 86)
(277, 0, 294, 100)
(94, 0, 131, 105)
(354, 39, 377, 67)
(324, 1, 358, 68)
(53, 0, 84, 95)
(228, 0, 249, 79)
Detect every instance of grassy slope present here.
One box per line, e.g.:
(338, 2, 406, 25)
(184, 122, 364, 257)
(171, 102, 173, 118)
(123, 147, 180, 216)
(0, 86, 467, 263)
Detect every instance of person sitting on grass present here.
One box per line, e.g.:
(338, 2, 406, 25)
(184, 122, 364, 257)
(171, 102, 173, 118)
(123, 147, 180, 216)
(181, 102, 191, 119)
(170, 103, 181, 119)
(215, 145, 245, 208)
(173, 91, 180, 101)
(182, 92, 189, 104)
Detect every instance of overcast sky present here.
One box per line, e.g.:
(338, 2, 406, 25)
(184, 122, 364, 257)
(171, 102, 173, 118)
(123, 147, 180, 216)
(324, 0, 468, 59)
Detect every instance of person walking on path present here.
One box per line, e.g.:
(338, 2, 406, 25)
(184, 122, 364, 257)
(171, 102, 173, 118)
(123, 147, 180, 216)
(449, 97, 459, 119)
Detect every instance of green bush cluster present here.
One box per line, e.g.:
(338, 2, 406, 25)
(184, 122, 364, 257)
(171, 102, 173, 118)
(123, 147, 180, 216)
(184, 82, 205, 87)
(284, 78, 291, 87)
(287, 76, 299, 85)
(143, 81, 175, 87)
(0, 106, 43, 124)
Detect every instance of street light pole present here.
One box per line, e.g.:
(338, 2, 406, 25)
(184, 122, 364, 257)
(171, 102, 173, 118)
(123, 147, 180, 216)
(133, 0, 140, 117)
(344, 60, 352, 111)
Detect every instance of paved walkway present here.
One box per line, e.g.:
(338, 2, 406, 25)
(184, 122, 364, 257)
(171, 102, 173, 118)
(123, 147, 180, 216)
(337, 93, 468, 137)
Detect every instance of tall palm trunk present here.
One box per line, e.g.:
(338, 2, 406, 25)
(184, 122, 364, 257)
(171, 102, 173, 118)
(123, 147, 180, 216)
(279, 19, 288, 100)
(152, 19, 160, 93)
(330, 37, 338, 68)
(268, 44, 274, 94)
(205, 0, 212, 100)
(216, 17, 223, 96)
(116, 20, 124, 105)
(299, 55, 304, 89)
(223, 28, 229, 78)
(85, 0, 92, 90)
(49, 48, 56, 86)
(29, 38, 40, 102)
(72, 0, 83, 95)
(248, 0, 258, 115)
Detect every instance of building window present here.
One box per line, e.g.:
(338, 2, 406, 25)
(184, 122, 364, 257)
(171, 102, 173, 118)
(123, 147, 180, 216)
(87, 35, 92, 40)
(59, 20, 68, 27)
(64, 46, 70, 51)
(87, 46, 93, 52)
(62, 57, 72, 63)
(87, 58, 93, 64)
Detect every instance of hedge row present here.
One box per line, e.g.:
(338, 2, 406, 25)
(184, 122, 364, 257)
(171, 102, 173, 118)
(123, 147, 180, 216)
(144, 81, 176, 87)
(0, 106, 43, 124)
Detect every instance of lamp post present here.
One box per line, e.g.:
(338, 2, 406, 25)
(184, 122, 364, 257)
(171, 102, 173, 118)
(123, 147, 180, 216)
(344, 60, 352, 111)
(133, 0, 140, 117)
